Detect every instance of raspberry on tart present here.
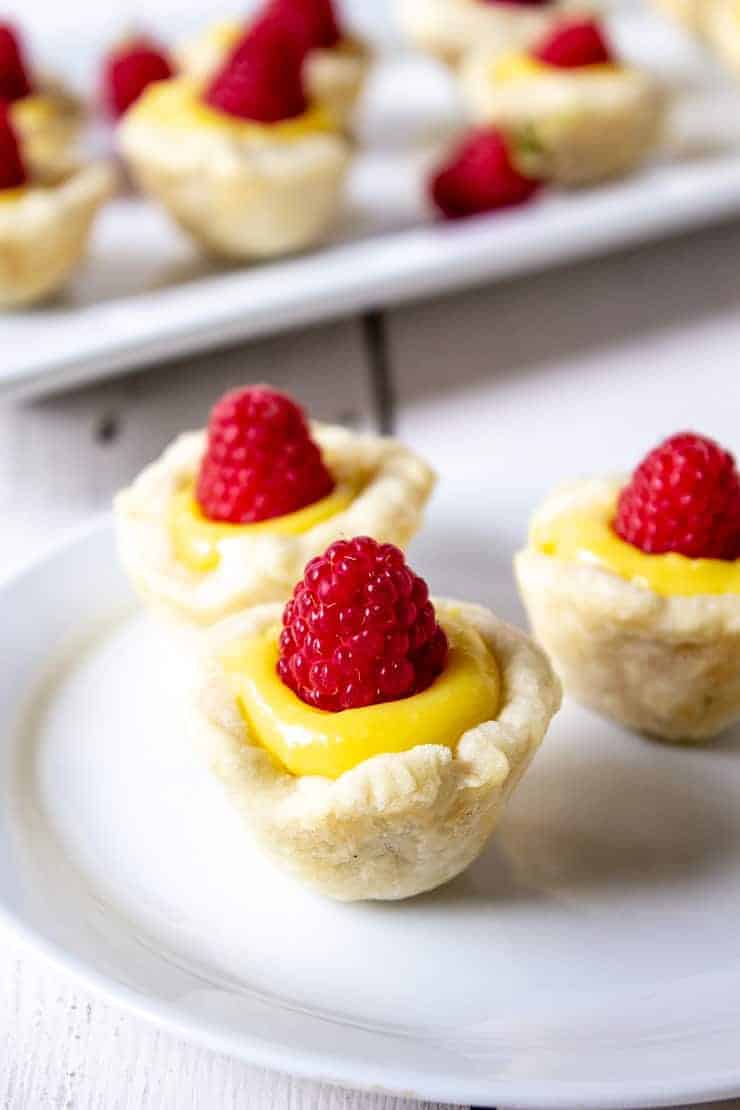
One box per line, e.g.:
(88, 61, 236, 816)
(278, 536, 449, 710)
(0, 22, 83, 181)
(114, 385, 436, 626)
(0, 102, 27, 191)
(103, 36, 174, 119)
(195, 539, 560, 900)
(532, 18, 613, 67)
(460, 15, 664, 185)
(615, 432, 740, 561)
(196, 386, 335, 524)
(430, 128, 542, 219)
(119, 11, 350, 259)
(204, 18, 309, 123)
(175, 0, 369, 133)
(516, 432, 740, 744)
(261, 0, 343, 50)
(0, 22, 32, 102)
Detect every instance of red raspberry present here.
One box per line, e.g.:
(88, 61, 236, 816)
(0, 103, 27, 190)
(103, 36, 174, 119)
(204, 17, 308, 122)
(261, 0, 342, 50)
(430, 129, 542, 220)
(532, 19, 613, 68)
(196, 386, 335, 524)
(615, 433, 740, 560)
(0, 23, 32, 102)
(278, 537, 449, 712)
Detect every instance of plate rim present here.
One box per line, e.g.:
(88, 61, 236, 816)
(3, 519, 740, 1109)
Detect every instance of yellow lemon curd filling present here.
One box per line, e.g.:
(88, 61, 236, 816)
(127, 77, 336, 140)
(0, 186, 28, 204)
(532, 493, 740, 598)
(170, 479, 357, 574)
(11, 94, 63, 129)
(221, 612, 501, 779)
(492, 53, 619, 83)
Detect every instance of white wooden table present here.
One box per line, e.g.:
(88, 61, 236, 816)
(3, 223, 740, 1109)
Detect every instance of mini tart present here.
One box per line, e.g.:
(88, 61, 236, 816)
(460, 50, 665, 184)
(194, 598, 561, 901)
(703, 1, 740, 77)
(0, 162, 114, 309)
(118, 78, 350, 260)
(515, 479, 740, 743)
(10, 79, 84, 181)
(394, 0, 587, 66)
(652, 0, 740, 76)
(176, 22, 371, 131)
(114, 423, 436, 628)
(650, 0, 704, 33)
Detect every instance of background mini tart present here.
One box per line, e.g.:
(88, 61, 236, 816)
(460, 48, 664, 185)
(393, 0, 585, 66)
(114, 424, 436, 627)
(194, 599, 561, 901)
(0, 163, 115, 309)
(515, 479, 740, 743)
(118, 79, 350, 261)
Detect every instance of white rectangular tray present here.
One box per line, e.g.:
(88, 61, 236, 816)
(5, 0, 740, 398)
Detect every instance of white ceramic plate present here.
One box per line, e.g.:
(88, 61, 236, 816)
(6, 0, 740, 397)
(2, 517, 740, 1110)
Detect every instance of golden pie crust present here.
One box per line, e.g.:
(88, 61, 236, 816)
(515, 479, 740, 743)
(114, 422, 436, 628)
(118, 101, 350, 260)
(10, 78, 84, 181)
(0, 162, 115, 309)
(193, 598, 561, 901)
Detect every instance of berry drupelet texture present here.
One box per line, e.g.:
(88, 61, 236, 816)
(615, 432, 740, 560)
(278, 537, 449, 712)
(196, 386, 335, 524)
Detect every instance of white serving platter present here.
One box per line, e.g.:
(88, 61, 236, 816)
(0, 511, 739, 1110)
(5, 0, 740, 397)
